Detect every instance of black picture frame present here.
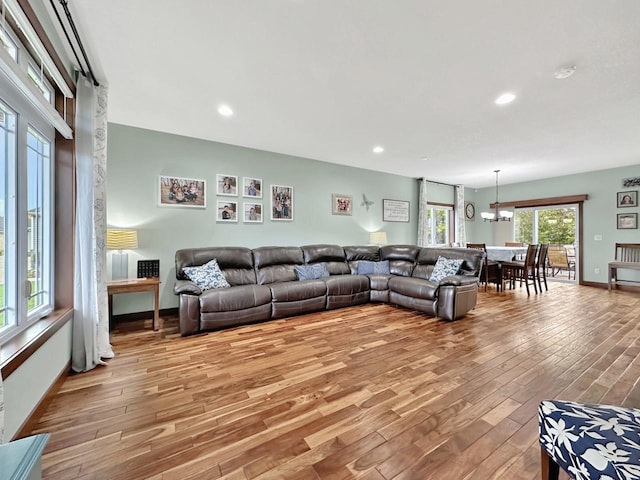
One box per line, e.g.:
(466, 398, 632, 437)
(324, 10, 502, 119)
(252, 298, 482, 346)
(617, 213, 638, 230)
(617, 191, 637, 208)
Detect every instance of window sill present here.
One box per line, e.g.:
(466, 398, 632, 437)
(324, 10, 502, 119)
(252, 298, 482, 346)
(0, 307, 73, 379)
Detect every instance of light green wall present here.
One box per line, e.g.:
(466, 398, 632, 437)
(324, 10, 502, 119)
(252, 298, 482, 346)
(465, 164, 640, 283)
(107, 123, 432, 314)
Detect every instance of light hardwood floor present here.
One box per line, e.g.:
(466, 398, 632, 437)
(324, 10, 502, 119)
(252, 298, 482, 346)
(30, 283, 640, 479)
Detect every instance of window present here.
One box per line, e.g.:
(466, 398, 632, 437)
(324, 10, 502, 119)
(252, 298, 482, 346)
(425, 205, 453, 245)
(0, 24, 56, 342)
(0, 24, 17, 61)
(27, 64, 53, 104)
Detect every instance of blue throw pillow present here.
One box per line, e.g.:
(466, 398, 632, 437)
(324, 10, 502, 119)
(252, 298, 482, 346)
(183, 259, 231, 290)
(295, 263, 330, 280)
(357, 260, 390, 275)
(429, 256, 464, 282)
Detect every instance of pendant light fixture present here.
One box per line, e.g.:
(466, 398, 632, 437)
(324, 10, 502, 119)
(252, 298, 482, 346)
(481, 170, 513, 222)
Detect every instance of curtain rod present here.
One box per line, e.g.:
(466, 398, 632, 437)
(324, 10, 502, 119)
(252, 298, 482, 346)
(417, 177, 459, 188)
(55, 0, 99, 86)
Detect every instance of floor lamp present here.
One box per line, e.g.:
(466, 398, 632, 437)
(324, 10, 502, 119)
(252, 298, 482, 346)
(106, 229, 138, 279)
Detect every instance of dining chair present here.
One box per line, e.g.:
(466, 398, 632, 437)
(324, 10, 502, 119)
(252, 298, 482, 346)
(505, 242, 524, 247)
(466, 243, 500, 291)
(501, 244, 539, 295)
(547, 245, 575, 280)
(536, 243, 549, 292)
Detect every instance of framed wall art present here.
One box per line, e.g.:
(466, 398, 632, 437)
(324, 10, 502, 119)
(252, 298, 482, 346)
(158, 175, 206, 208)
(332, 194, 353, 215)
(382, 199, 410, 222)
(217, 201, 238, 222)
(271, 185, 293, 221)
(216, 174, 238, 196)
(617, 213, 637, 230)
(243, 202, 263, 223)
(243, 177, 262, 198)
(617, 191, 637, 208)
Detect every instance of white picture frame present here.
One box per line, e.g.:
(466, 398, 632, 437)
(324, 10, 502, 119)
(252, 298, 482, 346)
(243, 202, 263, 223)
(382, 199, 410, 223)
(271, 185, 293, 221)
(243, 177, 263, 198)
(216, 174, 238, 196)
(217, 201, 238, 222)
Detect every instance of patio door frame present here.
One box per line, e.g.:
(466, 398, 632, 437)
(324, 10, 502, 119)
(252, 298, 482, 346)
(491, 194, 587, 284)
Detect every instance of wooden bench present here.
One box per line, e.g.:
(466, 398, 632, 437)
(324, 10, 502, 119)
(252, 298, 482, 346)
(608, 242, 640, 291)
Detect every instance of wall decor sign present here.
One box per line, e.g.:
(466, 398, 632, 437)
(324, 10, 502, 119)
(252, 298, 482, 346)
(383, 199, 410, 222)
(271, 185, 293, 221)
(617, 213, 637, 230)
(243, 177, 262, 198)
(158, 175, 206, 207)
(622, 177, 640, 188)
(617, 191, 638, 208)
(217, 201, 238, 222)
(332, 194, 353, 215)
(216, 174, 238, 196)
(243, 202, 263, 223)
(464, 201, 476, 221)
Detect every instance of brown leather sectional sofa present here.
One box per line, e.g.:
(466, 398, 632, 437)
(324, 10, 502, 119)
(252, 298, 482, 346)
(174, 244, 484, 336)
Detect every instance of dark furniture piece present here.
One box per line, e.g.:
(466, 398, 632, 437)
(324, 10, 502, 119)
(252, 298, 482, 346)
(466, 243, 500, 291)
(608, 242, 640, 291)
(174, 244, 484, 336)
(501, 244, 539, 295)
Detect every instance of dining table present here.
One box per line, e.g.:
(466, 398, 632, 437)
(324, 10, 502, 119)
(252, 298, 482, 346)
(485, 246, 528, 262)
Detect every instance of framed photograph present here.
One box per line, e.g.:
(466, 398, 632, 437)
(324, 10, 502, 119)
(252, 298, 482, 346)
(623, 177, 640, 188)
(271, 185, 293, 221)
(332, 194, 353, 215)
(216, 201, 238, 222)
(243, 202, 263, 223)
(216, 174, 238, 196)
(243, 177, 263, 198)
(617, 191, 637, 208)
(383, 199, 410, 222)
(158, 175, 206, 208)
(617, 213, 637, 230)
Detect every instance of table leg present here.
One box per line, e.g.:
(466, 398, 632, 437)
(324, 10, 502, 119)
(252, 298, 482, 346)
(108, 293, 114, 331)
(153, 283, 160, 330)
(608, 266, 614, 292)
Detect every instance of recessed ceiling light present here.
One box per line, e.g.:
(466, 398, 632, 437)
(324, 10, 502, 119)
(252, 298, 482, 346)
(373, 145, 384, 154)
(217, 104, 234, 117)
(495, 92, 516, 105)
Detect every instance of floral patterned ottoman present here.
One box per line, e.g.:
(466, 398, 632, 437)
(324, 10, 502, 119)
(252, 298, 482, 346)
(538, 400, 640, 480)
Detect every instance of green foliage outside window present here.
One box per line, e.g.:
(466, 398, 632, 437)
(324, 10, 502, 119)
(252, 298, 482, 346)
(515, 208, 576, 245)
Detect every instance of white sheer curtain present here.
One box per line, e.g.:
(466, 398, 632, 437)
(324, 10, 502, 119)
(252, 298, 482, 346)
(417, 178, 428, 246)
(455, 185, 466, 246)
(72, 78, 113, 372)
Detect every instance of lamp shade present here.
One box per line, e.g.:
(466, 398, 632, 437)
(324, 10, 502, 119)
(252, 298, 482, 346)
(369, 231, 388, 245)
(106, 229, 138, 250)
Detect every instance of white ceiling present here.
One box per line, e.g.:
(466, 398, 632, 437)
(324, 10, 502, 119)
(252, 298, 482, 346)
(67, 0, 640, 188)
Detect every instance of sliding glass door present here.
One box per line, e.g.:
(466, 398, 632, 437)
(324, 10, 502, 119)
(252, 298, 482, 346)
(515, 205, 579, 282)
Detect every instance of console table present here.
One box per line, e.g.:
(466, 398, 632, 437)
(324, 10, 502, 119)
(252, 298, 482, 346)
(107, 277, 160, 330)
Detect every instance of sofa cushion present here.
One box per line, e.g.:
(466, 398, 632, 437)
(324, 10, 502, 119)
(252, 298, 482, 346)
(176, 247, 256, 285)
(253, 246, 304, 284)
(357, 260, 390, 275)
(368, 274, 391, 291)
(380, 245, 420, 276)
(269, 280, 327, 302)
(429, 256, 464, 282)
(200, 284, 272, 312)
(388, 276, 438, 301)
(324, 275, 369, 296)
(295, 263, 330, 280)
(183, 259, 231, 291)
(301, 244, 350, 275)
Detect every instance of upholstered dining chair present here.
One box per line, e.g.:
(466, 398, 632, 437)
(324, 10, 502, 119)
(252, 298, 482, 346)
(466, 243, 500, 291)
(501, 244, 539, 295)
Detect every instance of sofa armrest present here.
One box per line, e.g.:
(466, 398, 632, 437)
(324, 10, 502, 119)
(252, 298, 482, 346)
(174, 279, 202, 295)
(438, 275, 479, 287)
